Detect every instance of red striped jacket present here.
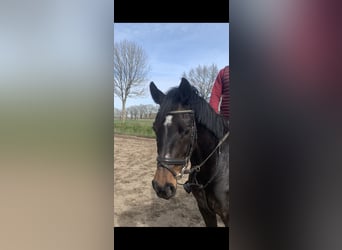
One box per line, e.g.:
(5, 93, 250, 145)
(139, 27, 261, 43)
(209, 66, 230, 120)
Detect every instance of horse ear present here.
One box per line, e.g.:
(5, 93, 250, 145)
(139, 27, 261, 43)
(179, 78, 192, 104)
(150, 81, 165, 105)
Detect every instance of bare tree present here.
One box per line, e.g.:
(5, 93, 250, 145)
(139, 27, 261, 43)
(114, 40, 151, 121)
(131, 105, 139, 120)
(126, 106, 133, 119)
(146, 104, 158, 118)
(137, 104, 147, 119)
(182, 64, 218, 101)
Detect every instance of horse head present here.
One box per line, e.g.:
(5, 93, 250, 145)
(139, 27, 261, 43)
(149, 79, 197, 199)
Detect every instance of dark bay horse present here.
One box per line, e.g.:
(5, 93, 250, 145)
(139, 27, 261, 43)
(149, 78, 229, 227)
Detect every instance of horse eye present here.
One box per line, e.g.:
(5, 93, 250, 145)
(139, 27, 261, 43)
(179, 127, 190, 135)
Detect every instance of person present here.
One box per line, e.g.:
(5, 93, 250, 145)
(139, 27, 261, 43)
(209, 66, 230, 120)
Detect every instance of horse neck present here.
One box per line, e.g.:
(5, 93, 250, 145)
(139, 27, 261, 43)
(191, 124, 219, 167)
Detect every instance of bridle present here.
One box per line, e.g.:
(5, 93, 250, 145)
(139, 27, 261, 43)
(156, 110, 197, 182)
(156, 109, 230, 187)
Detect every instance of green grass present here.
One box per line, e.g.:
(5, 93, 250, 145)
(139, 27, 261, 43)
(114, 119, 155, 138)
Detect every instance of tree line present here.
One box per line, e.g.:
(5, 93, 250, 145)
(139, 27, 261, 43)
(114, 39, 220, 121)
(114, 104, 159, 120)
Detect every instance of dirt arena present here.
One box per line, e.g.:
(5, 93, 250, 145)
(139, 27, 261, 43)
(114, 134, 224, 227)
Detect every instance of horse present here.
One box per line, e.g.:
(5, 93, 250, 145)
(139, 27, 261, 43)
(149, 78, 229, 227)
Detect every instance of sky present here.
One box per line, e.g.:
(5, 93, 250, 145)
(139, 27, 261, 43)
(114, 23, 229, 109)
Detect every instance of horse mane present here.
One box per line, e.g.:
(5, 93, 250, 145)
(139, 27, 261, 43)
(157, 84, 229, 139)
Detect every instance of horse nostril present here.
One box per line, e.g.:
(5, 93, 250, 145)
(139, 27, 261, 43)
(167, 183, 176, 195)
(152, 180, 157, 190)
(171, 185, 176, 193)
(152, 181, 176, 199)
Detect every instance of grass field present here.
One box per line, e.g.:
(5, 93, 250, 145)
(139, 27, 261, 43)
(114, 119, 155, 138)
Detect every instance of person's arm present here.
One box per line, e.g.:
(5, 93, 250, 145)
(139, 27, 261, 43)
(209, 69, 224, 113)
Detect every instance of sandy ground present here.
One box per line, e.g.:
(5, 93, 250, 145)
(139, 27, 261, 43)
(114, 134, 225, 227)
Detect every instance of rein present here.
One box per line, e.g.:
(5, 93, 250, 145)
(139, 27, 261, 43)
(182, 130, 229, 192)
(184, 131, 229, 175)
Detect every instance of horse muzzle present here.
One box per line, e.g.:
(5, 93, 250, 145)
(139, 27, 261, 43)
(152, 180, 176, 200)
